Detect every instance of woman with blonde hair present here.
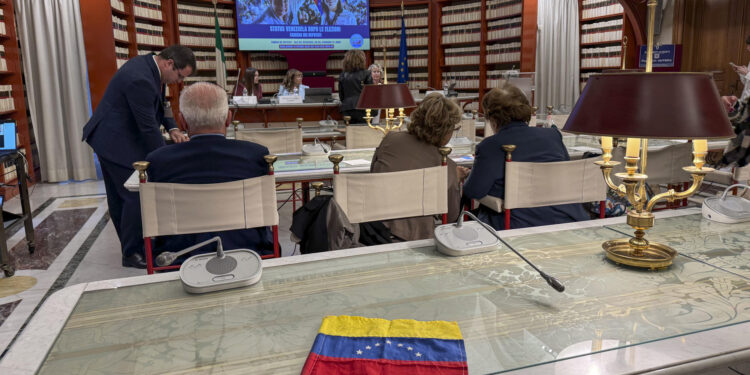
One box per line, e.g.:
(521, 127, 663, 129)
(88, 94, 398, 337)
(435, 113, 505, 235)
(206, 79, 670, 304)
(370, 93, 466, 241)
(279, 68, 309, 99)
(338, 49, 371, 123)
(463, 84, 589, 229)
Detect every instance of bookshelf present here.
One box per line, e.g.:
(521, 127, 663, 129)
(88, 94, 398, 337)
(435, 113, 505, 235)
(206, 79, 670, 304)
(578, 0, 637, 91)
(0, 0, 36, 189)
(369, 4, 430, 90)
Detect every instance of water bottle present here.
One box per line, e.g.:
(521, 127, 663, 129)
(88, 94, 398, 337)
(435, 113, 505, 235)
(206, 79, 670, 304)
(242, 87, 248, 97)
(293, 87, 299, 96)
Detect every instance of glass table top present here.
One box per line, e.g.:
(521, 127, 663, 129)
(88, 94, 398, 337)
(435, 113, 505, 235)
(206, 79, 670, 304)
(37, 214, 750, 374)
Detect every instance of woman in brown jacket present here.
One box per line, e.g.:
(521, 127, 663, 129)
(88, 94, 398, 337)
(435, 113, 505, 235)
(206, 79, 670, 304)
(370, 93, 468, 241)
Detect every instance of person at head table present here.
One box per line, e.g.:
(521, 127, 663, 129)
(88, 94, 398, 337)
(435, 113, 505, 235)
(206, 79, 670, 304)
(145, 82, 275, 261)
(369, 93, 464, 241)
(278, 69, 309, 100)
(320, 0, 356, 25)
(253, 0, 297, 25)
(234, 67, 263, 98)
(368, 63, 383, 125)
(462, 84, 590, 230)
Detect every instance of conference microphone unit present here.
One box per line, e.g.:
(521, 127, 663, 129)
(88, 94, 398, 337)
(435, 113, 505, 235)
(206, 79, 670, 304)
(155, 236, 263, 294)
(434, 211, 565, 293)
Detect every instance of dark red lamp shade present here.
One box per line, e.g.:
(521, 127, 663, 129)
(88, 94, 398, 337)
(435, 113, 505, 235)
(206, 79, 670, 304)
(356, 83, 416, 110)
(563, 72, 734, 139)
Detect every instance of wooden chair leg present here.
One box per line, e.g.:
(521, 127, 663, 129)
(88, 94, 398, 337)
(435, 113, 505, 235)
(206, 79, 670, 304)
(442, 213, 447, 225)
(292, 182, 297, 211)
(145, 238, 154, 275)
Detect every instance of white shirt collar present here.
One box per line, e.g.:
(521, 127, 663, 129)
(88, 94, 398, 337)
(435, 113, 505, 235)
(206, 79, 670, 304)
(152, 55, 161, 81)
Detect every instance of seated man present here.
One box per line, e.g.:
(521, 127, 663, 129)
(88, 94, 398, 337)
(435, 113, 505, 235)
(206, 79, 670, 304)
(145, 82, 274, 259)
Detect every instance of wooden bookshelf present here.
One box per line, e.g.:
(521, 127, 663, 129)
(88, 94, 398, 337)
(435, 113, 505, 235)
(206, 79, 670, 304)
(0, 0, 36, 190)
(578, 0, 637, 92)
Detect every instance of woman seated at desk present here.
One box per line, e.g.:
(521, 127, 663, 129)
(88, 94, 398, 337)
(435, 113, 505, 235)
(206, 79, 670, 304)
(278, 68, 308, 100)
(463, 85, 589, 230)
(234, 67, 263, 98)
(370, 93, 465, 241)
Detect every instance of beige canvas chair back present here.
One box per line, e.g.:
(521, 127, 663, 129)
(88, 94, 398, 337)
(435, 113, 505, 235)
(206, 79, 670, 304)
(611, 142, 693, 185)
(734, 164, 750, 182)
(456, 118, 476, 141)
(503, 158, 607, 209)
(236, 128, 303, 154)
(345, 126, 385, 149)
(333, 166, 448, 223)
(139, 175, 279, 238)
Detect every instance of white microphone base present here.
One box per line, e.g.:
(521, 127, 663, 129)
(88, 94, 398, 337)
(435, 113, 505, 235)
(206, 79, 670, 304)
(434, 221, 501, 256)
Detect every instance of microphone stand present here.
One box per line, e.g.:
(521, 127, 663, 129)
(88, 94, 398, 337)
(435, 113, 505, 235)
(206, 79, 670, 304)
(155, 236, 224, 267)
(456, 211, 565, 292)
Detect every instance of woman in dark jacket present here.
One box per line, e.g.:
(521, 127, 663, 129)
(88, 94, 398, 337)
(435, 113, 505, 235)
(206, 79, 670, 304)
(463, 85, 589, 230)
(338, 49, 372, 124)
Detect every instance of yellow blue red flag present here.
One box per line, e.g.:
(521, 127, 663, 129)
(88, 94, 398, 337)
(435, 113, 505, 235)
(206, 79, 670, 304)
(302, 315, 468, 374)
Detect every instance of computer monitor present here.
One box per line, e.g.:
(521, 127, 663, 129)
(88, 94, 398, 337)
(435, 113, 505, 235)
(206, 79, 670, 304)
(304, 87, 333, 103)
(0, 121, 17, 153)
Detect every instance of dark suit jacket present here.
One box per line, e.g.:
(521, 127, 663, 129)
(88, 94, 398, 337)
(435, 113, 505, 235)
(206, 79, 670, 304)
(338, 70, 372, 112)
(463, 121, 589, 229)
(371, 132, 461, 241)
(145, 135, 274, 257)
(82, 54, 176, 167)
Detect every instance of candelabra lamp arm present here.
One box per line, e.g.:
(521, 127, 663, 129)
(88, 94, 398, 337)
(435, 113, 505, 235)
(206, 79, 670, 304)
(600, 166, 629, 197)
(645, 171, 706, 212)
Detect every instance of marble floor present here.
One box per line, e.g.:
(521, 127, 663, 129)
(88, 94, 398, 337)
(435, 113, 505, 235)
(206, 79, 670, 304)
(0, 179, 299, 357)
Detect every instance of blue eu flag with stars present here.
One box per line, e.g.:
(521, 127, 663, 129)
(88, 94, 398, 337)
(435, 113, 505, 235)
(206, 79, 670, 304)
(397, 14, 408, 83)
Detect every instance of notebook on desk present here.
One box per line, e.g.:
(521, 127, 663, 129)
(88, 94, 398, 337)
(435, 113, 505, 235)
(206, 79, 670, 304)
(0, 121, 17, 156)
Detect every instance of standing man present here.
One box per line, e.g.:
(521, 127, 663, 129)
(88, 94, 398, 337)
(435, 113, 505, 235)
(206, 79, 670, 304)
(723, 36, 750, 110)
(82, 45, 195, 268)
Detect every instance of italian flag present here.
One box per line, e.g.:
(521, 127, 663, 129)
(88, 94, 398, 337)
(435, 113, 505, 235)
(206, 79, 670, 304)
(213, 1, 226, 90)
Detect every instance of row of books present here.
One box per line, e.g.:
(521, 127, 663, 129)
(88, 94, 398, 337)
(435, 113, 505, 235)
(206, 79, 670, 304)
(178, 26, 236, 48)
(441, 72, 480, 90)
(135, 22, 165, 46)
(370, 8, 429, 29)
(112, 15, 129, 42)
(487, 42, 522, 64)
(581, 57, 621, 68)
(374, 50, 428, 68)
(445, 45, 480, 64)
(111, 0, 125, 13)
(0, 45, 6, 72)
(371, 35, 428, 48)
(581, 0, 623, 20)
(442, 23, 481, 44)
(582, 18, 623, 32)
(581, 45, 622, 58)
(582, 29, 623, 44)
(0, 10, 5, 35)
(249, 53, 288, 71)
(116, 46, 129, 69)
(184, 75, 238, 88)
(2, 153, 18, 183)
(195, 51, 238, 70)
(134, 0, 163, 21)
(486, 0, 523, 20)
(0, 85, 15, 112)
(488, 26, 521, 41)
(580, 72, 596, 82)
(441, 3, 481, 25)
(177, 3, 234, 28)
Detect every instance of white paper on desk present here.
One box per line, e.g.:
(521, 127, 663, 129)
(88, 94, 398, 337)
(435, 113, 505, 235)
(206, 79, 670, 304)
(341, 159, 371, 166)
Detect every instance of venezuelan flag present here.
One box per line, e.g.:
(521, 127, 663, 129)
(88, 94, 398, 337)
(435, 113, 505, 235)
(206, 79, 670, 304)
(302, 315, 468, 375)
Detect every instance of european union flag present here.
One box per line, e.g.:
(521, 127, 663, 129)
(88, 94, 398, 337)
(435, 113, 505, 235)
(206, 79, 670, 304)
(397, 12, 409, 84)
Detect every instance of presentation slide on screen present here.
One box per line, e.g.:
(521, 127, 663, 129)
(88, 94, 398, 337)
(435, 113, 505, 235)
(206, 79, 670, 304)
(236, 0, 370, 50)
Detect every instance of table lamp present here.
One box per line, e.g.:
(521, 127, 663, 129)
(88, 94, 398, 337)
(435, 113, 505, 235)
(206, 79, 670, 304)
(356, 43, 416, 134)
(562, 0, 734, 269)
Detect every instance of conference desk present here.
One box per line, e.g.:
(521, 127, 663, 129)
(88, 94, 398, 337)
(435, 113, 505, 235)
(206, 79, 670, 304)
(5, 208, 750, 374)
(230, 93, 480, 127)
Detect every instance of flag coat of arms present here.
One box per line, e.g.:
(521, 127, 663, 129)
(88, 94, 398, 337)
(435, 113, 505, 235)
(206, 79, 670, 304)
(302, 315, 468, 375)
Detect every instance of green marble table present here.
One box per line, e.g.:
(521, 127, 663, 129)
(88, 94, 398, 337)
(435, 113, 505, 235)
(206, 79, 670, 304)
(5, 209, 750, 374)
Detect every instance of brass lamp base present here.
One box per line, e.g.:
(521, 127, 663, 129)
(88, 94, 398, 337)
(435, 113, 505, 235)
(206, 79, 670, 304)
(603, 240, 676, 270)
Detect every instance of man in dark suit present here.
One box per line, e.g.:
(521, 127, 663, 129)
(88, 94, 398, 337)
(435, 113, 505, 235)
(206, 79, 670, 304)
(145, 82, 275, 259)
(82, 45, 195, 268)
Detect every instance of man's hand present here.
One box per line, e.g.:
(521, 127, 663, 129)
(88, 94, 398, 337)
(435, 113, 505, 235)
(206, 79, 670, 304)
(722, 95, 738, 112)
(737, 66, 749, 76)
(169, 128, 189, 143)
(456, 166, 470, 182)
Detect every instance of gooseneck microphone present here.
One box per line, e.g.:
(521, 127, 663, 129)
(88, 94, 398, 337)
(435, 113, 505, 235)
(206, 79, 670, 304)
(155, 236, 225, 267)
(456, 211, 565, 293)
